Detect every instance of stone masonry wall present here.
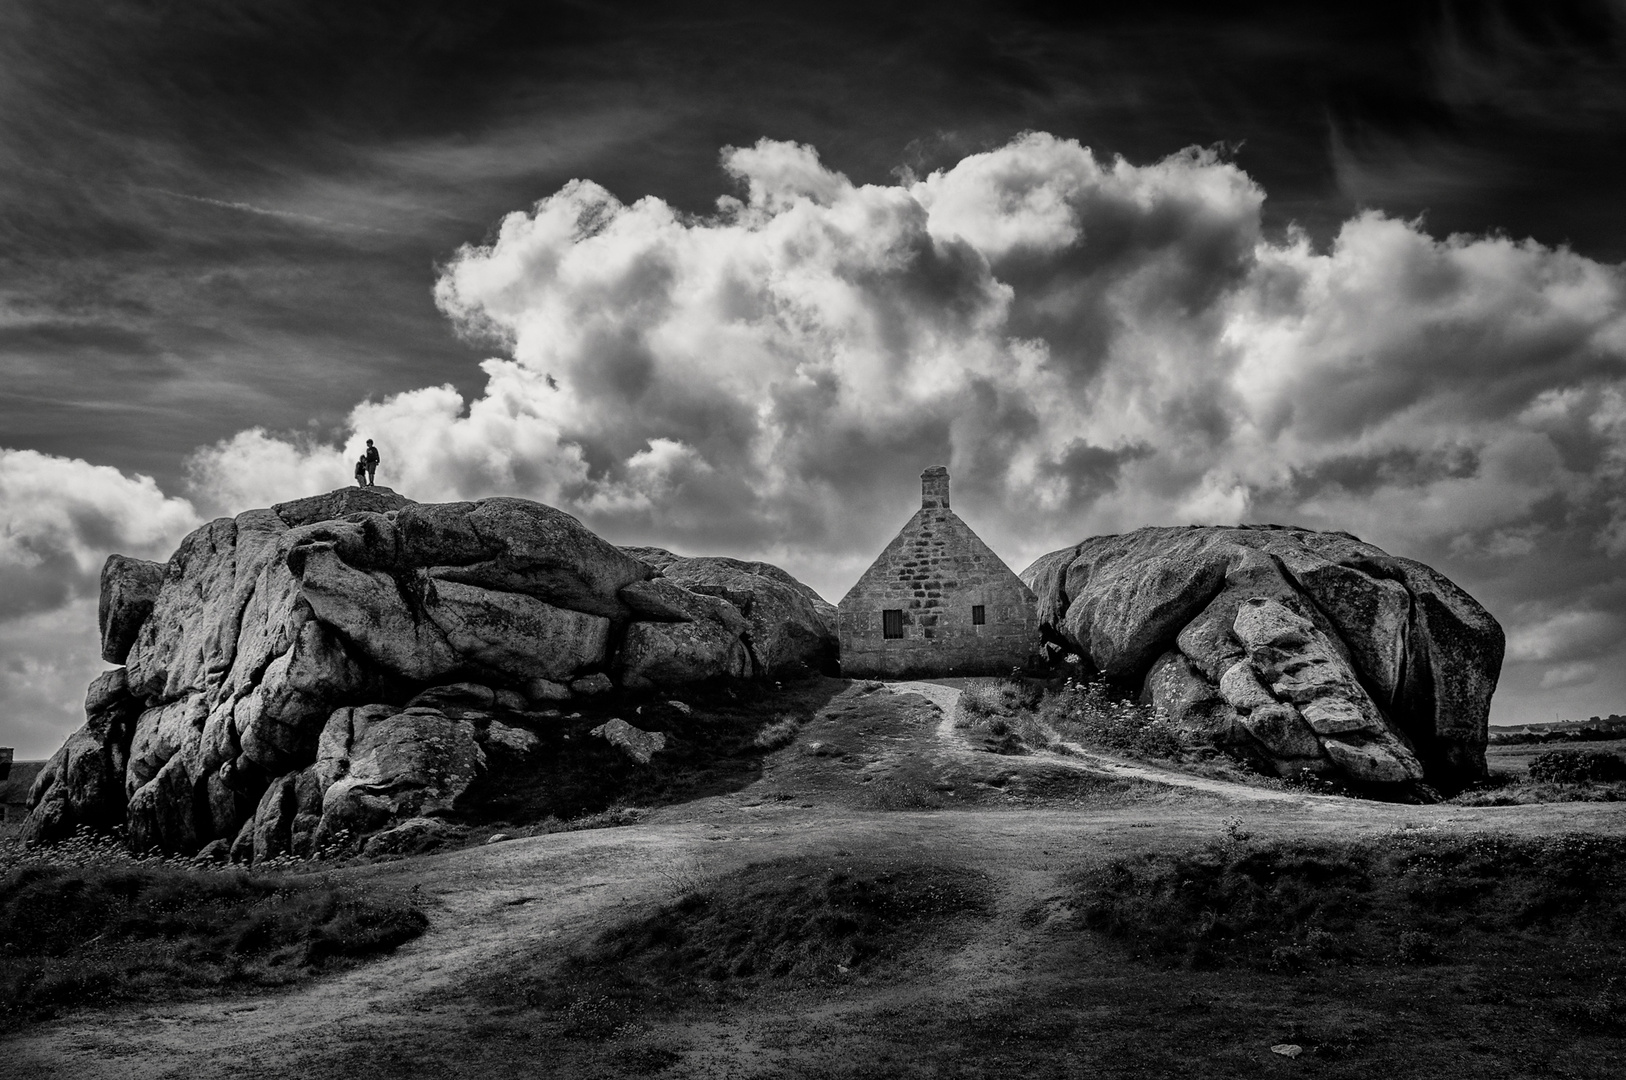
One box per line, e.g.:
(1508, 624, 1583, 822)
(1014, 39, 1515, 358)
(838, 468, 1038, 678)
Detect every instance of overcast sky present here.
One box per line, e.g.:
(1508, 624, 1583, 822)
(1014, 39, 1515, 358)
(4, 0, 1626, 757)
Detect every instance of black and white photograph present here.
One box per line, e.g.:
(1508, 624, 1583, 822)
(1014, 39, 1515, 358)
(2, 1, 1625, 1075)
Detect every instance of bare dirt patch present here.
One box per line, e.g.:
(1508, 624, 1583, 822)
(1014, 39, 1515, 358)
(7, 678, 1626, 1079)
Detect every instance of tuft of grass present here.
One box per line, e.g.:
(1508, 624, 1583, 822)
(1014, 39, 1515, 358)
(862, 778, 948, 811)
(1073, 830, 1626, 973)
(0, 860, 426, 1023)
(751, 712, 803, 751)
(954, 678, 1051, 754)
(957, 682, 1005, 720)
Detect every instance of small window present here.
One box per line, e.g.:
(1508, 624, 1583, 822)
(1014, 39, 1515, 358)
(972, 604, 986, 625)
(882, 609, 904, 639)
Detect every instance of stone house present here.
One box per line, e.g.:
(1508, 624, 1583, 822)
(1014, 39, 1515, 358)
(838, 467, 1038, 678)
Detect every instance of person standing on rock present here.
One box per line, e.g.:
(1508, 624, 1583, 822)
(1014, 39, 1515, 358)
(354, 455, 368, 487)
(364, 439, 380, 486)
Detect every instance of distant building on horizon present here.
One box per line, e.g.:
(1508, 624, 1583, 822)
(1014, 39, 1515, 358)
(837, 467, 1038, 678)
(0, 752, 43, 826)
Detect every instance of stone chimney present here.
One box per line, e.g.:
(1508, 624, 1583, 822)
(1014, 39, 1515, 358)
(921, 466, 950, 509)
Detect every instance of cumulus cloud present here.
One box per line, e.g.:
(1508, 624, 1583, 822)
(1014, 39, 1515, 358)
(0, 451, 200, 756)
(11, 131, 1625, 746)
(0, 449, 200, 620)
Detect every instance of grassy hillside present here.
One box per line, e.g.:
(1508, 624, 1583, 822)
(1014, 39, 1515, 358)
(6, 677, 1625, 1078)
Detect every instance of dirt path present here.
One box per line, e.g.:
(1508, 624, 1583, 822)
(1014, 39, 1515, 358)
(889, 679, 1303, 803)
(14, 796, 1625, 1079)
(10, 684, 1626, 1079)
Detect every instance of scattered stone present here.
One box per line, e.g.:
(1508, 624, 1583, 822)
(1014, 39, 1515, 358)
(571, 673, 614, 696)
(493, 688, 529, 713)
(1270, 1044, 1303, 1059)
(590, 718, 668, 765)
(524, 677, 570, 702)
(483, 721, 542, 755)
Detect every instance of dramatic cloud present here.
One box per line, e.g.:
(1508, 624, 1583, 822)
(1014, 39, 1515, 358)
(0, 450, 200, 755)
(0, 449, 200, 621)
(8, 131, 1626, 754)
(183, 133, 1626, 721)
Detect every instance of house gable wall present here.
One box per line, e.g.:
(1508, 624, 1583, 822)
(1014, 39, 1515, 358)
(837, 472, 1037, 677)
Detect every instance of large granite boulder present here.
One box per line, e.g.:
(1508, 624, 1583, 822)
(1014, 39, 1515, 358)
(616, 579, 753, 688)
(312, 703, 485, 848)
(1022, 525, 1503, 793)
(622, 548, 839, 676)
(26, 489, 834, 858)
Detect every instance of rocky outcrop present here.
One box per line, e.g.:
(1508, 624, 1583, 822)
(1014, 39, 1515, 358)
(1023, 525, 1503, 793)
(26, 488, 836, 859)
(621, 548, 839, 677)
(617, 577, 752, 688)
(313, 704, 485, 847)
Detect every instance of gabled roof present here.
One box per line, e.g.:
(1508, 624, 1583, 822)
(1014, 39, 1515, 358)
(839, 504, 1031, 607)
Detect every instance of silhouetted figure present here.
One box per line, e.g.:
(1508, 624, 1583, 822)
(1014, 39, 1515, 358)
(354, 456, 367, 487)
(365, 439, 380, 485)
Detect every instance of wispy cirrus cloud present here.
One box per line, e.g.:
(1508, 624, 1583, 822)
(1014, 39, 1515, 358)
(136, 187, 399, 235)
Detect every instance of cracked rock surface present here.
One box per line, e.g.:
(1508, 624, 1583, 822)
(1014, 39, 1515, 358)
(25, 488, 838, 858)
(1022, 525, 1503, 794)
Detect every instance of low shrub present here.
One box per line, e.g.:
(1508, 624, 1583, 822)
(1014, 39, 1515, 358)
(954, 679, 1050, 754)
(0, 861, 426, 1021)
(958, 682, 1003, 720)
(1040, 678, 1186, 760)
(1074, 830, 1626, 972)
(1528, 749, 1626, 785)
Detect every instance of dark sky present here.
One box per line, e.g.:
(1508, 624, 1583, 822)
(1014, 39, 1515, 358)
(5, 0, 1624, 484)
(3, 0, 1626, 756)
